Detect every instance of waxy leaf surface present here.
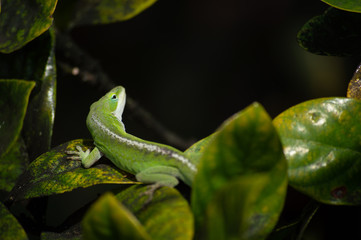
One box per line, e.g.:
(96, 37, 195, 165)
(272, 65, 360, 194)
(8, 139, 136, 201)
(192, 103, 287, 239)
(274, 97, 361, 205)
(0, 80, 35, 159)
(55, 0, 157, 30)
(0, 30, 57, 161)
(116, 185, 194, 240)
(0, 0, 57, 53)
(83, 192, 151, 240)
(297, 8, 361, 56)
(322, 0, 361, 13)
(0, 202, 28, 240)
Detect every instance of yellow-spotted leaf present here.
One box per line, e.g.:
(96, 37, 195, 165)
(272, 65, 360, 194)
(8, 139, 136, 201)
(0, 80, 35, 159)
(82, 192, 151, 240)
(115, 185, 194, 240)
(0, 202, 28, 240)
(347, 63, 361, 99)
(0, 138, 29, 193)
(274, 97, 361, 205)
(55, 0, 157, 30)
(192, 103, 287, 239)
(0, 0, 57, 53)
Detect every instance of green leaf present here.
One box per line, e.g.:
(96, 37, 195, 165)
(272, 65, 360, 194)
(184, 133, 217, 166)
(0, 0, 57, 53)
(205, 174, 273, 240)
(115, 185, 194, 240)
(8, 139, 137, 201)
(191, 103, 288, 239)
(274, 97, 361, 205)
(0, 80, 35, 159)
(297, 7, 361, 56)
(347, 62, 361, 99)
(0, 202, 28, 240)
(83, 192, 151, 240)
(55, 0, 157, 30)
(321, 0, 361, 13)
(0, 138, 29, 193)
(0, 29, 57, 161)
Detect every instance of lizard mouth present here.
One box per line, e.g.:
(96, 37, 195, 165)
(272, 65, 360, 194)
(113, 88, 126, 122)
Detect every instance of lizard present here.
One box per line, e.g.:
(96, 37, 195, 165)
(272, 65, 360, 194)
(67, 86, 197, 197)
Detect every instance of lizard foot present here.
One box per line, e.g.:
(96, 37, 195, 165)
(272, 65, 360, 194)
(140, 183, 162, 205)
(66, 146, 90, 161)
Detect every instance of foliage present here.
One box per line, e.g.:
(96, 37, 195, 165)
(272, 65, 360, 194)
(1, 0, 361, 239)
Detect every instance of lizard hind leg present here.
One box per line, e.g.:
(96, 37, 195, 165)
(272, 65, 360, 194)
(136, 166, 181, 203)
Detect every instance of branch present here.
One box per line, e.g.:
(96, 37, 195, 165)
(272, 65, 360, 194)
(55, 30, 193, 150)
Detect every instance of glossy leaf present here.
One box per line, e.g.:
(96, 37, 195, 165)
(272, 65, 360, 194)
(0, 29, 57, 161)
(8, 139, 136, 201)
(321, 0, 361, 13)
(0, 138, 29, 193)
(297, 7, 361, 56)
(0, 0, 57, 53)
(0, 202, 28, 240)
(191, 103, 288, 239)
(55, 0, 157, 30)
(0, 80, 35, 159)
(22, 29, 56, 161)
(274, 97, 361, 205)
(115, 185, 194, 240)
(82, 192, 151, 240)
(347, 63, 361, 99)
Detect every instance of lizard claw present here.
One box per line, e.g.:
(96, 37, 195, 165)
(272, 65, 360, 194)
(66, 146, 90, 161)
(139, 183, 162, 205)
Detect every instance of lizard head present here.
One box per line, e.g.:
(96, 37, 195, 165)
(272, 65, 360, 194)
(91, 86, 126, 123)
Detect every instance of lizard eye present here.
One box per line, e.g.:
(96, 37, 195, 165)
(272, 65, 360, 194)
(111, 94, 117, 100)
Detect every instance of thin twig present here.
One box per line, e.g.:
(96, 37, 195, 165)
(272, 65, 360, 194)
(55, 30, 193, 150)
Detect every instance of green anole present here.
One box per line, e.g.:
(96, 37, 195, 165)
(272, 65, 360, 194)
(67, 86, 197, 196)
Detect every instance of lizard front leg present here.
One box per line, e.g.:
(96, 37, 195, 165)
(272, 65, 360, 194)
(67, 146, 103, 168)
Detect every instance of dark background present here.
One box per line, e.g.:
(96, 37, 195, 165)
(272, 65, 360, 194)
(51, 1, 361, 238)
(53, 0, 357, 146)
